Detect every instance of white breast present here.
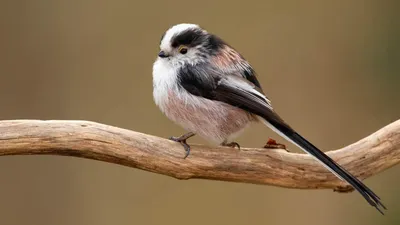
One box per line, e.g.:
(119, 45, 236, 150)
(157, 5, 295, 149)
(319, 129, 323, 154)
(152, 58, 179, 111)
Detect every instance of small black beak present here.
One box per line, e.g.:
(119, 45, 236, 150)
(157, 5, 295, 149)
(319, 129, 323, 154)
(158, 51, 168, 58)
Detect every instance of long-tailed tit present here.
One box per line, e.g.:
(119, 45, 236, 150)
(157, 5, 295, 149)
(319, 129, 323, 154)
(152, 23, 385, 213)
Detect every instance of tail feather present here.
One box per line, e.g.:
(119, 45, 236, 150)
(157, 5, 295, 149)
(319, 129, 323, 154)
(259, 117, 386, 214)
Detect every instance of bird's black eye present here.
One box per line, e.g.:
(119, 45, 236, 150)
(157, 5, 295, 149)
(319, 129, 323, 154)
(178, 46, 188, 54)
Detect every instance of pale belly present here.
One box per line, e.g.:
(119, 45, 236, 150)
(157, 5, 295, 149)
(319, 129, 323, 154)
(157, 88, 255, 144)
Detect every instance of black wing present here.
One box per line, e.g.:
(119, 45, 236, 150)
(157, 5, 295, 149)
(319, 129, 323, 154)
(177, 63, 386, 214)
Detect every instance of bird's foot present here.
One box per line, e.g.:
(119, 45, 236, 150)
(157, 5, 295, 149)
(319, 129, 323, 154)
(169, 132, 195, 159)
(221, 141, 241, 150)
(263, 138, 289, 152)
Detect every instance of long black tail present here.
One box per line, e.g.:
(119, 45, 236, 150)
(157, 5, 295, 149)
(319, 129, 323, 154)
(260, 117, 386, 214)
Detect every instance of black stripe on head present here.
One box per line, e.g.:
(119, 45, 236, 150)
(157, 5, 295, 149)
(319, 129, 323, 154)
(171, 28, 207, 48)
(204, 34, 225, 54)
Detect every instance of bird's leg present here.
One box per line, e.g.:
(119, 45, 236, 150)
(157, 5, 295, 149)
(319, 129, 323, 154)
(263, 138, 289, 152)
(169, 132, 195, 159)
(221, 140, 241, 149)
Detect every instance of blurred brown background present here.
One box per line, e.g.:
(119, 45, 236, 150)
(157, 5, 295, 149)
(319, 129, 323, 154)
(0, 0, 399, 225)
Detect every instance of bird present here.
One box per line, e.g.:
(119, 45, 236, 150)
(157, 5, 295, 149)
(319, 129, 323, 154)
(152, 23, 386, 214)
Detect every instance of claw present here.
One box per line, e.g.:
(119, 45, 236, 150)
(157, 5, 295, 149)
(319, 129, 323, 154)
(169, 132, 195, 159)
(180, 140, 191, 159)
(222, 141, 241, 150)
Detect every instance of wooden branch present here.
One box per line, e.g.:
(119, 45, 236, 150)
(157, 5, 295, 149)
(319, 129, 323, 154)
(0, 119, 399, 190)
